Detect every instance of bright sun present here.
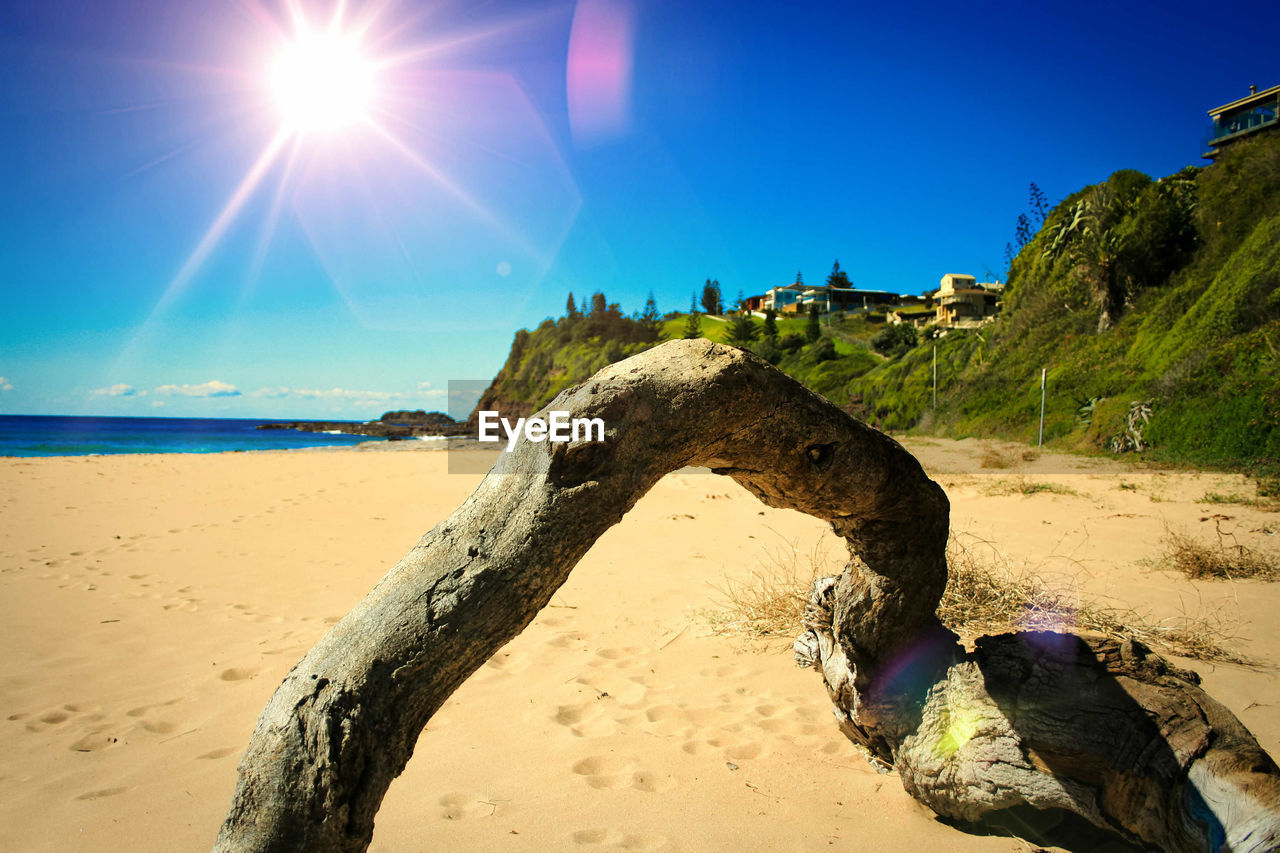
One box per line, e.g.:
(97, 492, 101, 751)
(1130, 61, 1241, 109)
(271, 31, 376, 135)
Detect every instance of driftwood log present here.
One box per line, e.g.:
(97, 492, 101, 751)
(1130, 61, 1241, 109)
(216, 339, 1280, 852)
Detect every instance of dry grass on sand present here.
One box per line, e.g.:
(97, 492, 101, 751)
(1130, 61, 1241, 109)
(1160, 521, 1280, 582)
(708, 531, 1246, 664)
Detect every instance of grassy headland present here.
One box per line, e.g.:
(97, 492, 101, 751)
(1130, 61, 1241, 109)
(472, 133, 1280, 480)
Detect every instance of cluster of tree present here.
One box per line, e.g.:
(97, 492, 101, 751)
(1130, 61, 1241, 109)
(1039, 169, 1198, 332)
(717, 301, 826, 365)
(556, 290, 665, 344)
(700, 279, 723, 315)
(870, 322, 918, 357)
(1004, 169, 1199, 333)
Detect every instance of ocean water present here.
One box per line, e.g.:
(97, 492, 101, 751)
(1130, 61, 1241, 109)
(0, 415, 382, 457)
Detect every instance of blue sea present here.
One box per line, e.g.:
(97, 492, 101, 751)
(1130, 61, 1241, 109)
(0, 415, 383, 457)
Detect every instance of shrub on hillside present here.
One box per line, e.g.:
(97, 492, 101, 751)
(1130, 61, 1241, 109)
(778, 332, 806, 353)
(871, 323, 917, 357)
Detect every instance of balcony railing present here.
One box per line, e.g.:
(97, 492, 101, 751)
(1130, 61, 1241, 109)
(1209, 106, 1278, 143)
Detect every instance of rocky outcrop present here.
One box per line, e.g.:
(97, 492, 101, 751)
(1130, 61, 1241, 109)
(464, 369, 536, 432)
(257, 411, 472, 440)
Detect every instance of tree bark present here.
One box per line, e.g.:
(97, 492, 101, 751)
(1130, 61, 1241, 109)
(215, 338, 948, 851)
(799, 575, 1280, 852)
(216, 338, 1280, 852)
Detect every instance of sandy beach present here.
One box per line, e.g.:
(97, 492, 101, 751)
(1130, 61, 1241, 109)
(1, 438, 1277, 852)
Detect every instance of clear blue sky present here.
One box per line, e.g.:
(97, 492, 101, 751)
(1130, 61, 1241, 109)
(1, 0, 1276, 418)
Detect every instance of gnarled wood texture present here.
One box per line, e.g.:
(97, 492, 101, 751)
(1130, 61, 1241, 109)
(216, 338, 1280, 852)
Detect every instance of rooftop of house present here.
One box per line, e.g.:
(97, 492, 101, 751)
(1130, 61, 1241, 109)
(1208, 83, 1280, 118)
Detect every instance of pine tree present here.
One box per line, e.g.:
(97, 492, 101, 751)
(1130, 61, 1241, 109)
(566, 293, 579, 320)
(763, 308, 778, 340)
(795, 270, 804, 286)
(700, 279, 722, 315)
(589, 291, 608, 319)
(825, 260, 851, 288)
(637, 291, 664, 342)
(682, 295, 702, 339)
(805, 303, 821, 343)
(725, 313, 759, 346)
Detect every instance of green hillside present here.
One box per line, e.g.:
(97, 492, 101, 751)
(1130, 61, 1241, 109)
(849, 133, 1280, 476)
(474, 133, 1279, 478)
(475, 297, 893, 423)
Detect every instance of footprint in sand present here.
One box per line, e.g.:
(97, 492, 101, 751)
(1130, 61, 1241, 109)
(572, 755, 636, 789)
(70, 732, 121, 752)
(683, 732, 770, 762)
(639, 704, 696, 738)
(571, 755, 675, 793)
(698, 663, 752, 679)
(630, 673, 674, 691)
(482, 647, 530, 677)
(546, 631, 588, 649)
(219, 667, 258, 682)
(587, 647, 642, 669)
(724, 741, 767, 760)
(138, 719, 177, 734)
(437, 790, 500, 820)
(573, 674, 647, 706)
(572, 828, 669, 850)
(554, 703, 618, 738)
(21, 701, 108, 731)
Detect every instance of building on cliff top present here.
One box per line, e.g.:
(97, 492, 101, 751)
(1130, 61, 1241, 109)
(1204, 83, 1279, 160)
(935, 274, 1001, 328)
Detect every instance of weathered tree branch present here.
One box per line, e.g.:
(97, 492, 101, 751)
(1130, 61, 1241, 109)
(216, 338, 1280, 852)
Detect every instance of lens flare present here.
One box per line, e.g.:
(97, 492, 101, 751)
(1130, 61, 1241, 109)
(937, 700, 982, 756)
(271, 31, 376, 134)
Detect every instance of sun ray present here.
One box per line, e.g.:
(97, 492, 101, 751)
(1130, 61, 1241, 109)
(373, 8, 565, 71)
(150, 128, 291, 320)
(108, 0, 585, 362)
(328, 0, 349, 35)
(245, 135, 304, 291)
(363, 115, 538, 256)
(119, 140, 201, 181)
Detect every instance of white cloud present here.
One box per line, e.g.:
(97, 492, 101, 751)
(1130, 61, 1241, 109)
(154, 380, 241, 398)
(0, 376, 12, 391)
(293, 387, 406, 403)
(91, 383, 142, 397)
(250, 385, 446, 404)
(414, 381, 447, 400)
